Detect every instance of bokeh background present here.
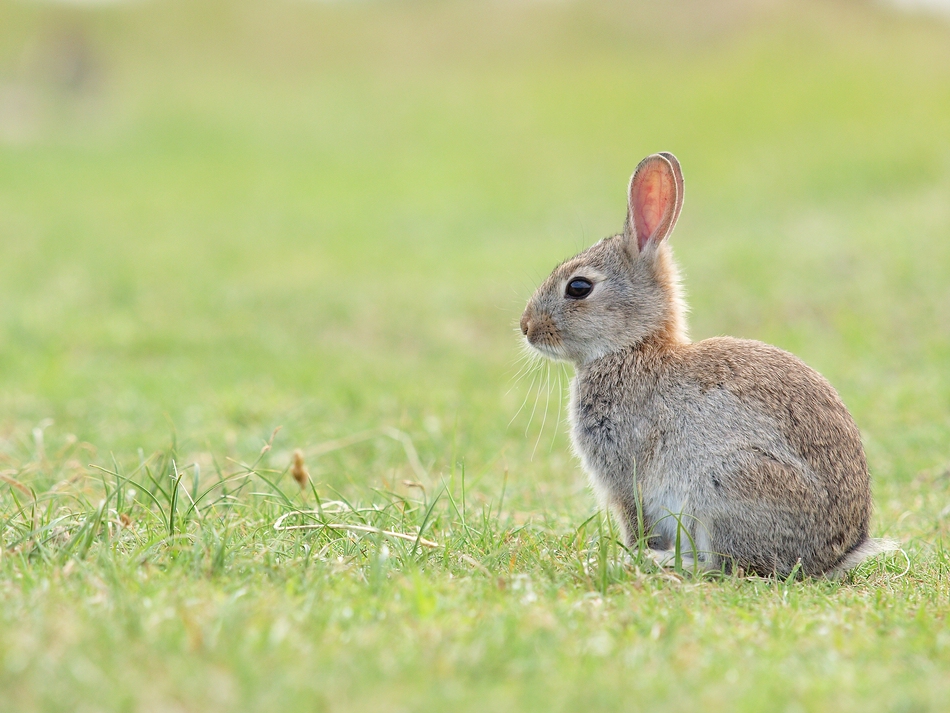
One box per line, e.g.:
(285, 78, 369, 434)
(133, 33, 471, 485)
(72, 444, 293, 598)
(2, 0, 948, 497)
(1, 2, 949, 709)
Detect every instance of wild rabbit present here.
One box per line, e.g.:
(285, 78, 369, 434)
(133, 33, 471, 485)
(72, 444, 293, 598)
(520, 153, 894, 577)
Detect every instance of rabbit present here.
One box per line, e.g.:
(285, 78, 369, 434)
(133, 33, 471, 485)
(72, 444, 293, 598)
(520, 152, 896, 577)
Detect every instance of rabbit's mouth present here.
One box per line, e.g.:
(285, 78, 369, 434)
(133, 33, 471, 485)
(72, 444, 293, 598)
(524, 337, 567, 362)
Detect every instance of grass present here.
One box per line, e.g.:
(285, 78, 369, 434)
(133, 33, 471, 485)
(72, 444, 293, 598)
(1, 0, 950, 710)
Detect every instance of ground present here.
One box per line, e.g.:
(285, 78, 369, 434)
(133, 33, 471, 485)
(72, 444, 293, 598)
(1, 1, 949, 711)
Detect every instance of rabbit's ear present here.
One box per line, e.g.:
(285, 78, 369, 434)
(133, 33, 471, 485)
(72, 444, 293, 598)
(626, 153, 684, 253)
(657, 152, 684, 231)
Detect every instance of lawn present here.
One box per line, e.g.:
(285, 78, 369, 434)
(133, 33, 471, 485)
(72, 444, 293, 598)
(1, 0, 949, 710)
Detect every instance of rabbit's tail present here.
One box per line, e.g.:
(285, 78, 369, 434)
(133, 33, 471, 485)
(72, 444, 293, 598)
(831, 537, 901, 575)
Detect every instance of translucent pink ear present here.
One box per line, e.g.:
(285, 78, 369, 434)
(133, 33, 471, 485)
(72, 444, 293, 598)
(627, 153, 684, 252)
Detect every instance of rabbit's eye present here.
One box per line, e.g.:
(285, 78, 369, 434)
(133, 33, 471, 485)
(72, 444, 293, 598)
(565, 278, 593, 299)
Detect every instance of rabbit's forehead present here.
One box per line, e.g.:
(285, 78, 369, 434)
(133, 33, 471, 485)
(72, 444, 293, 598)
(556, 242, 625, 279)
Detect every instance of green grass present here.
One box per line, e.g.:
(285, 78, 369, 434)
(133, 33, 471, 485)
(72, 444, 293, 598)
(1, 0, 950, 710)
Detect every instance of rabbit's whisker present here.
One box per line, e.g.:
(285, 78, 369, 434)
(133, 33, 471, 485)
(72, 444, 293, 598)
(506, 348, 539, 392)
(550, 362, 567, 453)
(508, 361, 542, 428)
(532, 362, 553, 460)
(525, 360, 545, 439)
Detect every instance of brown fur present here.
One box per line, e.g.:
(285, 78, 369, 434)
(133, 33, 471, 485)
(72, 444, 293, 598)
(521, 153, 894, 577)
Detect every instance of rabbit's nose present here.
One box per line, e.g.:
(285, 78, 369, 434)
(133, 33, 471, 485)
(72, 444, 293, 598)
(520, 313, 530, 336)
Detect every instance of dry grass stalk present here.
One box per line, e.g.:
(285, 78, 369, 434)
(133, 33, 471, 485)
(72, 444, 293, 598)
(273, 512, 440, 549)
(291, 449, 309, 489)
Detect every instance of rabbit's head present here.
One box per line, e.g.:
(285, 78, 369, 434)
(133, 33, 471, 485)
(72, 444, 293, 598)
(520, 153, 688, 366)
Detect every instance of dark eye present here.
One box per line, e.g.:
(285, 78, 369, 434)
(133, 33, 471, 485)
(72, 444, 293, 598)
(565, 278, 593, 299)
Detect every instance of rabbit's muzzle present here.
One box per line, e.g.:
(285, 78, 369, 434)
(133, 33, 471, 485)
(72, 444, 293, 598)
(521, 308, 562, 354)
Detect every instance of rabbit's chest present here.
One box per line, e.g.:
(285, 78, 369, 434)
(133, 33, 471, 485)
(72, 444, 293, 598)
(568, 378, 668, 489)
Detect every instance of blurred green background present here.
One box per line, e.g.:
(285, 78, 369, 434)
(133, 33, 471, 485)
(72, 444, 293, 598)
(1, 1, 949, 710)
(1, 0, 948, 477)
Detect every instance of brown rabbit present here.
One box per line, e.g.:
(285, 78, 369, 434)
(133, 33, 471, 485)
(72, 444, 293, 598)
(520, 152, 895, 577)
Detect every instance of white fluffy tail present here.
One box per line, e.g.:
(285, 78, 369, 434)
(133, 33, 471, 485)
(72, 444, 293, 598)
(831, 537, 901, 574)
